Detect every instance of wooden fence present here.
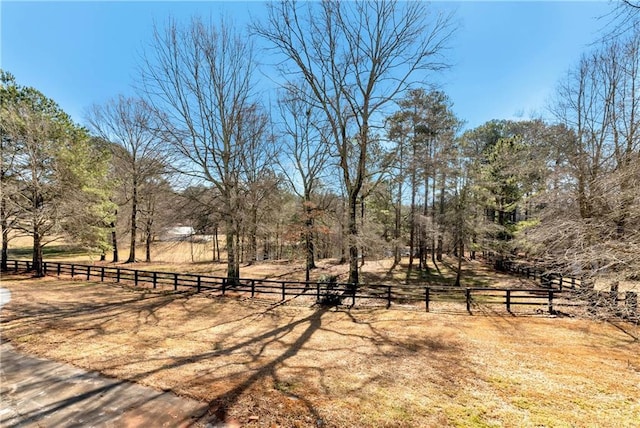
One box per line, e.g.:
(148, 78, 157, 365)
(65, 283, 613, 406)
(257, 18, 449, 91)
(492, 258, 583, 290)
(4, 259, 637, 318)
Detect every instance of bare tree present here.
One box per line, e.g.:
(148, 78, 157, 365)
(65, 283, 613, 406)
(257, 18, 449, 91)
(140, 16, 258, 283)
(87, 95, 166, 263)
(536, 29, 640, 284)
(139, 175, 175, 263)
(256, 0, 455, 286)
(237, 104, 277, 265)
(602, 0, 640, 41)
(277, 83, 331, 280)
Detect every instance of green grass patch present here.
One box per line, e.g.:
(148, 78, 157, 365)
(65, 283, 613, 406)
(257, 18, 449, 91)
(8, 244, 96, 259)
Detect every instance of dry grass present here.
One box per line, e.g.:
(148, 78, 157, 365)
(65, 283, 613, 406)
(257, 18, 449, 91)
(1, 274, 639, 427)
(9, 235, 638, 293)
(9, 236, 541, 289)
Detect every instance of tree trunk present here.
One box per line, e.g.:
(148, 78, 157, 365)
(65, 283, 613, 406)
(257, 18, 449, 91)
(304, 201, 315, 282)
(470, 233, 477, 260)
(275, 221, 281, 260)
(225, 216, 239, 284)
(437, 171, 445, 262)
(420, 168, 430, 273)
(145, 223, 152, 263)
(360, 198, 365, 267)
(262, 234, 269, 261)
(394, 185, 402, 265)
(32, 227, 43, 277)
(239, 227, 245, 264)
(347, 190, 359, 288)
(111, 219, 119, 263)
(1, 198, 8, 271)
(394, 143, 403, 265)
(338, 198, 347, 264)
(248, 208, 258, 264)
(454, 241, 464, 286)
(408, 165, 416, 273)
(127, 182, 137, 263)
(431, 161, 438, 266)
(2, 233, 8, 271)
(213, 225, 219, 262)
(234, 224, 241, 279)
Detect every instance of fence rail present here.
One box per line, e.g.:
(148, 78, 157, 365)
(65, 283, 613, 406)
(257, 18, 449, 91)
(492, 257, 584, 290)
(5, 259, 638, 319)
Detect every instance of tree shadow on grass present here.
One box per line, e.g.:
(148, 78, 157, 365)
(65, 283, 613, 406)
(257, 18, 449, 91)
(2, 274, 474, 426)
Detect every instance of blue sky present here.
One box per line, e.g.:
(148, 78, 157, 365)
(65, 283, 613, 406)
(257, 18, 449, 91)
(1, 1, 612, 131)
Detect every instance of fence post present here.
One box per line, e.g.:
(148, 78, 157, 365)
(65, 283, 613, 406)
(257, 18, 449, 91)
(316, 282, 320, 302)
(282, 281, 286, 301)
(100, 267, 105, 282)
(222, 278, 226, 295)
(506, 289, 511, 313)
(134, 270, 138, 287)
(466, 288, 472, 313)
(26, 261, 31, 271)
(548, 290, 554, 314)
(197, 276, 201, 293)
(251, 280, 255, 298)
(43, 262, 48, 275)
(86, 266, 91, 280)
(116, 268, 121, 283)
(425, 287, 430, 312)
(173, 273, 178, 291)
(71, 264, 75, 278)
(559, 275, 563, 291)
(57, 263, 61, 276)
(14, 260, 18, 272)
(386, 286, 391, 309)
(153, 272, 158, 289)
(571, 277, 575, 289)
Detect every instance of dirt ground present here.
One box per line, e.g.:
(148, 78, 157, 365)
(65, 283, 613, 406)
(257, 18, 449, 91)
(1, 273, 639, 427)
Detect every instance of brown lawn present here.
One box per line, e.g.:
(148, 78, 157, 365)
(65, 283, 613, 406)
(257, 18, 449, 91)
(1, 273, 638, 427)
(7, 234, 542, 285)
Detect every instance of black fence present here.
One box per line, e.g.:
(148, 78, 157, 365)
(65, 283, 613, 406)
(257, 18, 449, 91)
(492, 258, 583, 290)
(5, 259, 638, 319)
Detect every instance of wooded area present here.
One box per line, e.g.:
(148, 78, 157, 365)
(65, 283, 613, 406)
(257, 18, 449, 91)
(1, 0, 639, 303)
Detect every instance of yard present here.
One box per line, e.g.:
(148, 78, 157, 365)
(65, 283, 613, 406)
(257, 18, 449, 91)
(1, 273, 639, 427)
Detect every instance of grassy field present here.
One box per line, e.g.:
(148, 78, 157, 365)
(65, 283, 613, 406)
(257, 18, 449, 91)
(2, 274, 639, 427)
(7, 236, 543, 289)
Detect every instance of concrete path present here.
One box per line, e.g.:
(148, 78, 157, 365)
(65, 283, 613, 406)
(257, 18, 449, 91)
(0, 342, 225, 427)
(0, 287, 10, 308)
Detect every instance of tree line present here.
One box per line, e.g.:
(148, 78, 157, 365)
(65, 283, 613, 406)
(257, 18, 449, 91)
(1, 0, 638, 290)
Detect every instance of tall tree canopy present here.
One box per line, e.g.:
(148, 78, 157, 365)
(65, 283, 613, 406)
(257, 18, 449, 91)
(256, 0, 455, 285)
